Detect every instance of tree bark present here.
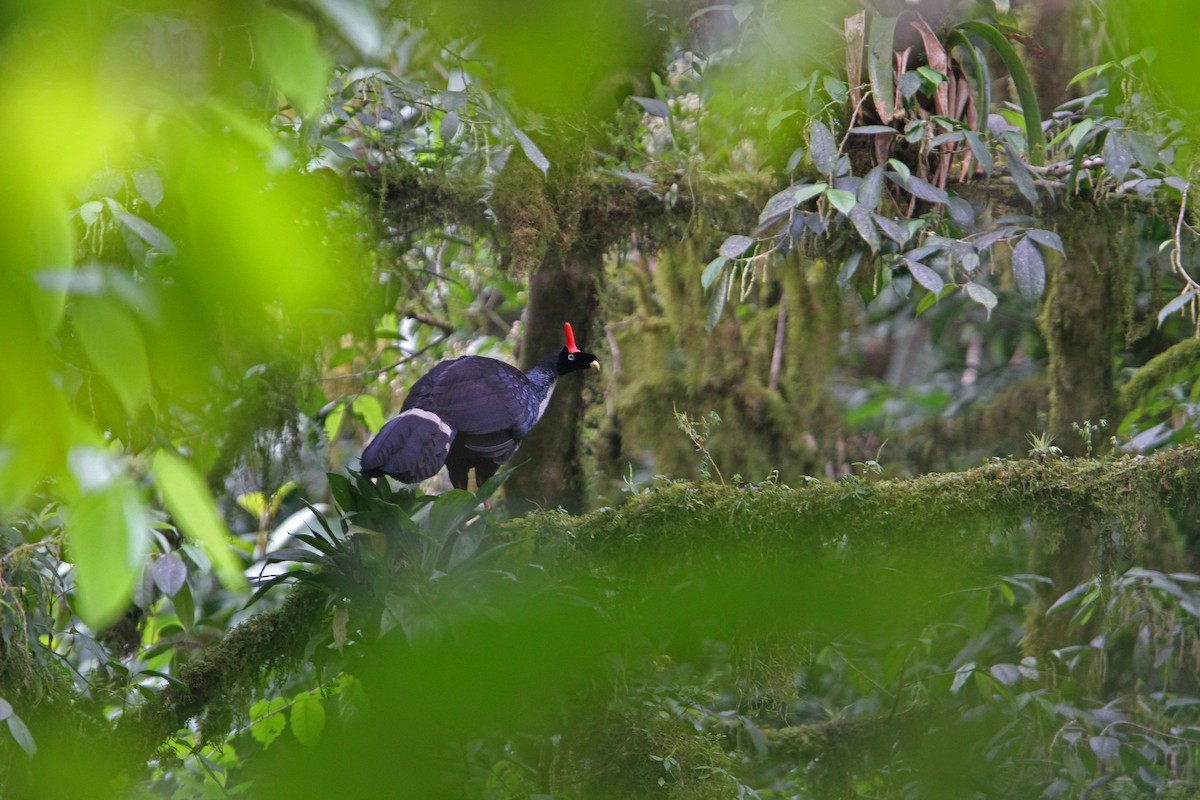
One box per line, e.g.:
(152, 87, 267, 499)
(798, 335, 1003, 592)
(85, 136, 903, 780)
(508, 247, 602, 514)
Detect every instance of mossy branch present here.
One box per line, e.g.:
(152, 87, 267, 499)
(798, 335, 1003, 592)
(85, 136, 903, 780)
(520, 445, 1200, 565)
(113, 586, 328, 767)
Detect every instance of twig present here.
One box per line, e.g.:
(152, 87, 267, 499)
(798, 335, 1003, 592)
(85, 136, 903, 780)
(768, 295, 787, 392)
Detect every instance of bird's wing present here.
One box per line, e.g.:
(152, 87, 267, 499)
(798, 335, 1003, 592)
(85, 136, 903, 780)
(402, 356, 536, 436)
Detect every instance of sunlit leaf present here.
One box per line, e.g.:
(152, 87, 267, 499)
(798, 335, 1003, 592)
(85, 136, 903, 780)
(825, 188, 857, 216)
(352, 395, 386, 434)
(290, 695, 326, 746)
(152, 450, 247, 591)
(250, 697, 290, 748)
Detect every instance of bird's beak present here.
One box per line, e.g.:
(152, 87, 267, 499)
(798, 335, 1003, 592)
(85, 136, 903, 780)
(590, 361, 601, 372)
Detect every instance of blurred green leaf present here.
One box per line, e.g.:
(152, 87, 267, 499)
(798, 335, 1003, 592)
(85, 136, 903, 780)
(152, 450, 247, 592)
(290, 695, 326, 746)
(72, 295, 151, 416)
(68, 473, 148, 629)
(254, 8, 332, 116)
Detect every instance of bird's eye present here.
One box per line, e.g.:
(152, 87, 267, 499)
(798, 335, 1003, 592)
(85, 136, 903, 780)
(567, 353, 575, 361)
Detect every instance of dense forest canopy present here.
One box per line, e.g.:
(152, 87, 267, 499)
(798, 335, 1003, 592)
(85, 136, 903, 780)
(4, 0, 1200, 797)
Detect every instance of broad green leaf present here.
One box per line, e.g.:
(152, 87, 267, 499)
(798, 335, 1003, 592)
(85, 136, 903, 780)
(238, 491, 267, 521)
(513, 128, 550, 175)
(324, 403, 346, 442)
(848, 205, 880, 253)
(825, 188, 857, 216)
(68, 476, 148, 629)
(290, 695, 326, 746)
(867, 15, 899, 120)
(947, 196, 975, 227)
(836, 250, 864, 289)
(1104, 131, 1133, 182)
(965, 282, 997, 319)
(254, 8, 331, 115)
(701, 256, 728, 290)
(857, 166, 884, 210)
(887, 159, 911, 183)
(309, 0, 383, 57)
(809, 121, 839, 174)
(428, 489, 479, 538)
(905, 176, 949, 204)
(872, 213, 911, 245)
(964, 132, 993, 175)
(705, 271, 729, 333)
(1011, 236, 1045, 300)
(352, 395, 386, 434)
(1002, 142, 1039, 205)
(1025, 229, 1064, 255)
(72, 296, 151, 416)
(133, 170, 164, 209)
(116, 211, 175, 256)
(718, 235, 754, 258)
(250, 697, 290, 748)
(152, 450, 247, 591)
(822, 75, 848, 103)
(907, 261, 944, 295)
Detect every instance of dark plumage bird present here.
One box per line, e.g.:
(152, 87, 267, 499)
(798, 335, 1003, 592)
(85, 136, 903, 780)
(360, 322, 600, 490)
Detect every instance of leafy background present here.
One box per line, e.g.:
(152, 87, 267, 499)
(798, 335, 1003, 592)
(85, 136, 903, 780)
(4, 0, 1200, 797)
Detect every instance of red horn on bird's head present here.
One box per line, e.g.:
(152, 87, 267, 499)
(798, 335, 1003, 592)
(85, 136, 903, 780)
(564, 322, 581, 353)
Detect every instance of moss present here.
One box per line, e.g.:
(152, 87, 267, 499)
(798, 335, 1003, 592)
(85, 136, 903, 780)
(520, 446, 1200, 566)
(116, 586, 327, 758)
(491, 153, 560, 275)
(1118, 337, 1200, 414)
(558, 702, 740, 799)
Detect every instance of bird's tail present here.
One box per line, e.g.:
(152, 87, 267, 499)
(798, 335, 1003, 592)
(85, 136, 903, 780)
(359, 408, 454, 484)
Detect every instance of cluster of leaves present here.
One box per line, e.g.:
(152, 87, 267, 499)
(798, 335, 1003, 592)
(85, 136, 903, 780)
(701, 8, 1192, 334)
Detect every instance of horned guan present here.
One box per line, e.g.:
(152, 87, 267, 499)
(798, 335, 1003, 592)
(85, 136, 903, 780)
(360, 322, 600, 490)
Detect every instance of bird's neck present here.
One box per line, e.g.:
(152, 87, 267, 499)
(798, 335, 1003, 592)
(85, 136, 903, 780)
(525, 352, 560, 395)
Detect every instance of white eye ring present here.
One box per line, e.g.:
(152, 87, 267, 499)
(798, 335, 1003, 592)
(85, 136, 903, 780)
(567, 353, 575, 361)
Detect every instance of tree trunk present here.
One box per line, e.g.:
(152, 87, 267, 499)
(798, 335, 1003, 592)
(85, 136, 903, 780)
(507, 247, 602, 514)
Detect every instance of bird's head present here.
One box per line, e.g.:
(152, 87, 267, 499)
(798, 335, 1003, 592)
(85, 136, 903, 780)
(557, 322, 601, 375)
